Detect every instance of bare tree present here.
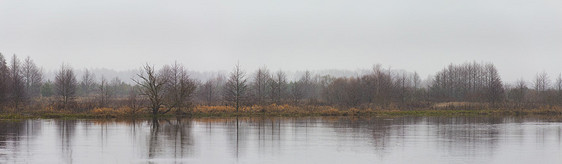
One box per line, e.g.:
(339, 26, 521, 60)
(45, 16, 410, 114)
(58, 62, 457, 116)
(9, 55, 25, 109)
(127, 86, 143, 114)
(290, 81, 304, 104)
(80, 69, 96, 96)
(134, 64, 166, 115)
(98, 76, 113, 108)
(223, 63, 248, 112)
(270, 70, 288, 104)
(289, 70, 320, 104)
(0, 53, 9, 108)
(534, 71, 550, 92)
(135, 63, 197, 115)
(299, 71, 317, 101)
(533, 71, 550, 103)
(251, 66, 270, 105)
(430, 62, 504, 103)
(395, 71, 411, 103)
(555, 74, 562, 104)
(55, 64, 78, 109)
(411, 72, 424, 102)
(318, 75, 334, 102)
(160, 62, 197, 114)
(485, 64, 504, 103)
(324, 77, 349, 106)
(371, 64, 394, 106)
(324, 77, 362, 107)
(199, 76, 223, 105)
(512, 78, 528, 102)
(22, 56, 43, 99)
(201, 80, 215, 105)
(412, 72, 421, 89)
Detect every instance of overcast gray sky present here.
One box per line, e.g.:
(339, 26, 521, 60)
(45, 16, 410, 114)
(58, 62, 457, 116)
(1, 0, 561, 82)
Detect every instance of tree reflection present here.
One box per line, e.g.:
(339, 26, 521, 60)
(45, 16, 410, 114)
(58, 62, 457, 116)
(55, 120, 77, 164)
(320, 116, 507, 159)
(225, 117, 242, 159)
(0, 116, 561, 163)
(429, 117, 503, 157)
(0, 120, 41, 161)
(146, 117, 194, 161)
(148, 118, 159, 159)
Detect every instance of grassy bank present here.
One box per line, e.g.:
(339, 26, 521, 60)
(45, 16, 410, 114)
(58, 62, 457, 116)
(2, 104, 562, 119)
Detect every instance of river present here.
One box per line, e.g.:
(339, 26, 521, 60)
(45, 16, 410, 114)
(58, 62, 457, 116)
(0, 116, 561, 163)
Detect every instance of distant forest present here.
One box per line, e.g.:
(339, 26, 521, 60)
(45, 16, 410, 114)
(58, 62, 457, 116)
(1, 53, 561, 114)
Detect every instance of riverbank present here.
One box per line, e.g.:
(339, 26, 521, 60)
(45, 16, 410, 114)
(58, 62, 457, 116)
(1, 104, 562, 119)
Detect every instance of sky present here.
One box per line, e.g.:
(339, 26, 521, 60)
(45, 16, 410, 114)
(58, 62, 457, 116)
(1, 0, 561, 82)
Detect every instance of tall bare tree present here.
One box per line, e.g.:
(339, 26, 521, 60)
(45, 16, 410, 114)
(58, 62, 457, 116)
(0, 53, 9, 108)
(555, 74, 562, 104)
(269, 70, 288, 104)
(533, 71, 550, 103)
(223, 63, 248, 112)
(486, 64, 504, 103)
(160, 62, 197, 114)
(534, 71, 550, 92)
(251, 66, 270, 105)
(55, 64, 78, 109)
(395, 71, 411, 103)
(9, 55, 25, 109)
(371, 64, 394, 106)
(411, 72, 424, 102)
(22, 56, 43, 99)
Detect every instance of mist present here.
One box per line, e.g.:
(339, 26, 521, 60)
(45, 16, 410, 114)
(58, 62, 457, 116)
(1, 0, 562, 83)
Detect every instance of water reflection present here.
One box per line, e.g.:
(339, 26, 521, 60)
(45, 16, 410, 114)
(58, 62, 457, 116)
(0, 120, 41, 162)
(55, 120, 77, 163)
(0, 116, 561, 163)
(147, 118, 194, 161)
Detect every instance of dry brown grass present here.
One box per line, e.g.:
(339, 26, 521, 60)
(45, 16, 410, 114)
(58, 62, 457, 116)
(192, 104, 372, 116)
(432, 102, 488, 108)
(4, 100, 562, 119)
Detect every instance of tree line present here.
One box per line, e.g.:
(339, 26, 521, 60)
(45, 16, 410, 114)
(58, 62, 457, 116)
(1, 53, 562, 115)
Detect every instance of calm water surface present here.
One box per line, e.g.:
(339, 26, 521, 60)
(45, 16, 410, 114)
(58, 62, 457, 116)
(0, 116, 561, 164)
